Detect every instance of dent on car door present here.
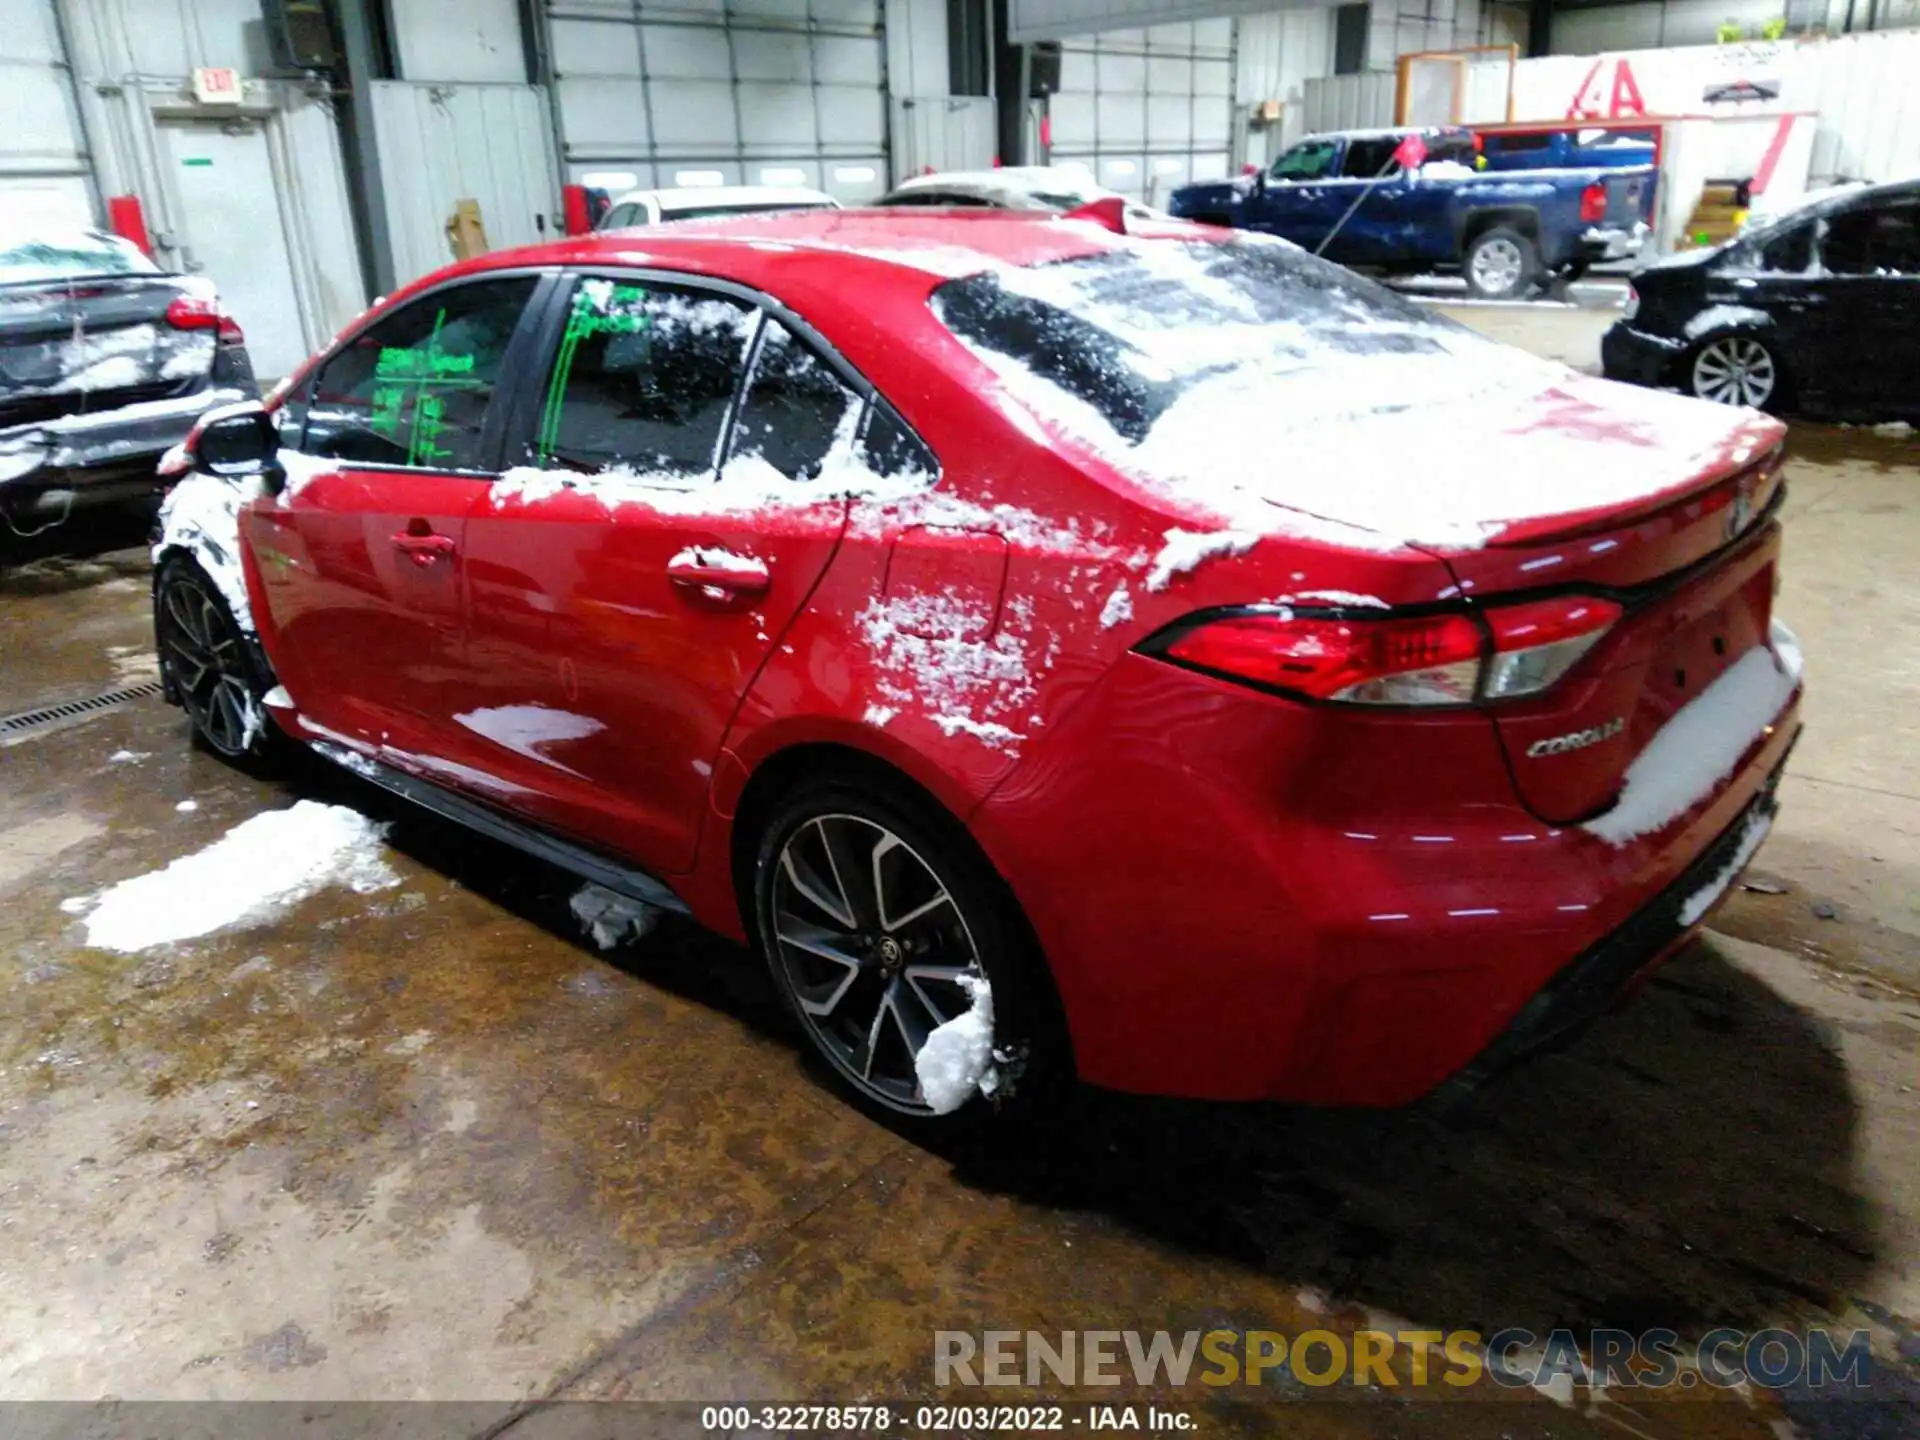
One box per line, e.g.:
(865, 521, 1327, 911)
(242, 273, 544, 763)
(461, 274, 855, 874)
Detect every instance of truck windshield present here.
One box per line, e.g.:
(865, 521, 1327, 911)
(930, 235, 1479, 443)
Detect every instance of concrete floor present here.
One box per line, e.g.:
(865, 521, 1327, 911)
(1, 308, 1916, 1436)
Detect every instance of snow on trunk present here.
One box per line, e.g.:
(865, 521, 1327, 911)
(914, 972, 998, 1114)
(1582, 631, 1800, 846)
(63, 801, 398, 952)
(569, 884, 661, 951)
(1144, 528, 1259, 592)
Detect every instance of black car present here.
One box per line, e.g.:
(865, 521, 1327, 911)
(1602, 179, 1920, 419)
(0, 227, 256, 542)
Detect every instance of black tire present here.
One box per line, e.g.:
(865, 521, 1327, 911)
(1463, 225, 1542, 300)
(1686, 331, 1788, 414)
(751, 776, 1066, 1126)
(154, 552, 283, 772)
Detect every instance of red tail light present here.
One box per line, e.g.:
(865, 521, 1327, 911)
(1150, 596, 1623, 707)
(165, 295, 245, 344)
(1579, 181, 1607, 224)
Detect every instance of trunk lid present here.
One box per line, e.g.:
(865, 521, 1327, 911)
(0, 275, 214, 429)
(1440, 449, 1788, 825)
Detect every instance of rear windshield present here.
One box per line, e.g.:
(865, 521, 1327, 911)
(0, 230, 160, 288)
(929, 236, 1471, 443)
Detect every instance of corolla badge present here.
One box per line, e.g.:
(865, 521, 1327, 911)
(1527, 717, 1626, 758)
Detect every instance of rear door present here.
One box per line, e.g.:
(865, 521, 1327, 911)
(459, 273, 853, 873)
(242, 272, 547, 760)
(1809, 193, 1920, 412)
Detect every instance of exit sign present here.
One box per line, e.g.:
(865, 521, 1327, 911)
(192, 67, 243, 105)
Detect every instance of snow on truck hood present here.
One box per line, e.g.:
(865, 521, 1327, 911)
(935, 235, 1782, 553)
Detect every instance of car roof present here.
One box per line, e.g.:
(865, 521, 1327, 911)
(1296, 126, 1468, 144)
(460, 207, 1177, 288)
(611, 185, 838, 212)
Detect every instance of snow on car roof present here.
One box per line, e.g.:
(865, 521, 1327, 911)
(615, 184, 839, 213)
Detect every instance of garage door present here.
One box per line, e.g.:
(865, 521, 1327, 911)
(546, 0, 890, 204)
(1049, 20, 1234, 207)
(0, 0, 94, 228)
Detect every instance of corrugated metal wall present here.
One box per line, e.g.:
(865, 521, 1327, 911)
(1235, 7, 1333, 154)
(371, 83, 560, 286)
(1802, 29, 1920, 184)
(545, 0, 891, 202)
(389, 0, 529, 83)
(1299, 70, 1395, 135)
(1048, 18, 1235, 203)
(0, 0, 94, 226)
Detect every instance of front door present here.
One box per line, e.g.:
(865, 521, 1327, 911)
(242, 274, 544, 762)
(460, 274, 853, 874)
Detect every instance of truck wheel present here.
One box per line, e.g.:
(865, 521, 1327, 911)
(1464, 227, 1541, 301)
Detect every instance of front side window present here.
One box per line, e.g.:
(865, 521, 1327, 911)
(1271, 140, 1338, 181)
(1752, 220, 1815, 274)
(527, 277, 757, 476)
(726, 318, 858, 480)
(302, 276, 537, 470)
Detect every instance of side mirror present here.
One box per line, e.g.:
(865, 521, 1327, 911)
(192, 404, 287, 495)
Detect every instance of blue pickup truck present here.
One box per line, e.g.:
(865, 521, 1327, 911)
(1167, 127, 1654, 300)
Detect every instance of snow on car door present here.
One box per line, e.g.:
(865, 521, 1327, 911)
(241, 275, 541, 762)
(460, 277, 849, 874)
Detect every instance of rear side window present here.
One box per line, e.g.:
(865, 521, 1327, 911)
(1342, 138, 1401, 178)
(1754, 221, 1814, 274)
(725, 318, 858, 479)
(301, 276, 537, 470)
(1822, 199, 1920, 276)
(527, 277, 757, 476)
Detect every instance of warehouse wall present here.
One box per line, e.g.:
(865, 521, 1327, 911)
(0, 0, 95, 227)
(1048, 18, 1237, 202)
(389, 0, 528, 82)
(1553, 0, 1920, 55)
(1235, 6, 1334, 151)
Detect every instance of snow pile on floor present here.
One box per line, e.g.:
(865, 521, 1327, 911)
(1583, 634, 1801, 846)
(569, 884, 660, 951)
(64, 801, 398, 953)
(153, 470, 263, 629)
(915, 972, 998, 1114)
(1874, 421, 1914, 439)
(1677, 808, 1775, 928)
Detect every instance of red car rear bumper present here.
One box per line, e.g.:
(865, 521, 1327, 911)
(970, 654, 1803, 1107)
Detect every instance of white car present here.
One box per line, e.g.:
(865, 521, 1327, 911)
(596, 185, 840, 229)
(877, 166, 1159, 219)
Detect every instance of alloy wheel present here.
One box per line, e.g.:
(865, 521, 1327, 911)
(158, 572, 258, 758)
(1692, 337, 1776, 408)
(1470, 237, 1525, 296)
(771, 813, 985, 1114)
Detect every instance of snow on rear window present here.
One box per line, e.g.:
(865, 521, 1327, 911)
(931, 235, 1770, 551)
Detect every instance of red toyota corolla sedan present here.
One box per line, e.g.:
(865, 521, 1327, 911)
(154, 207, 1803, 1122)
